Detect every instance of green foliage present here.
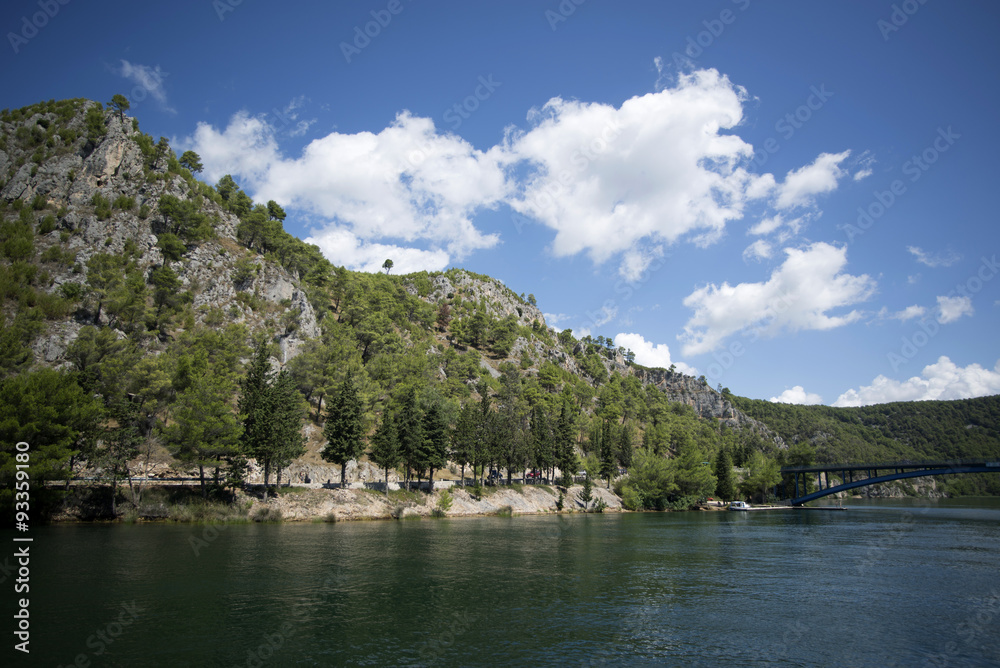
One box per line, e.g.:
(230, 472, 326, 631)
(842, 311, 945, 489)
(714, 447, 735, 502)
(0, 369, 102, 518)
(618, 448, 677, 510)
(322, 372, 366, 486)
(158, 194, 212, 241)
(112, 195, 135, 211)
(730, 395, 1000, 464)
(178, 150, 203, 173)
(91, 193, 112, 220)
(85, 103, 106, 141)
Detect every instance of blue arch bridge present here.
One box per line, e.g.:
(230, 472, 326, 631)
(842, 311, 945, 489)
(778, 460, 1000, 506)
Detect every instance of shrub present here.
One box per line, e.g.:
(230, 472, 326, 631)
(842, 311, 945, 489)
(112, 195, 135, 211)
(91, 193, 111, 220)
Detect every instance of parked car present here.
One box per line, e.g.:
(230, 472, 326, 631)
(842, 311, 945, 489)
(526, 469, 544, 483)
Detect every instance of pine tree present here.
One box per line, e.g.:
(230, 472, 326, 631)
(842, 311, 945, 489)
(369, 414, 400, 498)
(239, 344, 277, 495)
(321, 373, 365, 488)
(618, 423, 634, 472)
(164, 372, 242, 497)
(557, 399, 577, 486)
(271, 370, 306, 488)
(395, 390, 424, 490)
(714, 447, 735, 502)
(451, 402, 477, 487)
(422, 400, 448, 491)
(599, 419, 616, 489)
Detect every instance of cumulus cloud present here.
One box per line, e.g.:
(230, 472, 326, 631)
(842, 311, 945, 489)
(679, 242, 876, 356)
(185, 65, 859, 276)
(186, 111, 507, 272)
(770, 386, 823, 405)
(117, 60, 173, 112)
(908, 246, 961, 268)
(937, 295, 973, 324)
(834, 356, 1000, 407)
(304, 227, 449, 275)
(503, 68, 772, 280)
(615, 332, 697, 375)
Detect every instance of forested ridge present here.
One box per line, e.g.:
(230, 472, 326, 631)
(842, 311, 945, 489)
(0, 98, 996, 521)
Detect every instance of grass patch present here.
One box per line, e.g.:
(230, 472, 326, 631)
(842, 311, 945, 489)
(251, 506, 283, 523)
(493, 505, 513, 518)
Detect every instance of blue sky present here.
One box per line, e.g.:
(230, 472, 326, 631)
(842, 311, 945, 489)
(4, 0, 1000, 406)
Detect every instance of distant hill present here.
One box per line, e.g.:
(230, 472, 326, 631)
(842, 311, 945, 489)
(728, 394, 1000, 495)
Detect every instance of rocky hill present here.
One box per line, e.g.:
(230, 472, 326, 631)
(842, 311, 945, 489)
(1, 97, 793, 519)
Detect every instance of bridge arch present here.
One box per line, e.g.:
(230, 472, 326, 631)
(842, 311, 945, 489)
(780, 461, 1000, 506)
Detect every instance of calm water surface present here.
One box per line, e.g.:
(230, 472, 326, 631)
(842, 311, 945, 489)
(9, 498, 1000, 667)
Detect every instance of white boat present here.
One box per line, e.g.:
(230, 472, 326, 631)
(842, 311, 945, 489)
(728, 501, 750, 511)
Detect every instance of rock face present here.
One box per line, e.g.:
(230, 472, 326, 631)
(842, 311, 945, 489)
(1, 100, 319, 367)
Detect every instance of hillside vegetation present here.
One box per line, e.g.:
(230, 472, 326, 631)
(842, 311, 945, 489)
(0, 98, 997, 521)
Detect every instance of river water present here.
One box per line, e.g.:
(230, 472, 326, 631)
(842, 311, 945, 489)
(10, 498, 1000, 667)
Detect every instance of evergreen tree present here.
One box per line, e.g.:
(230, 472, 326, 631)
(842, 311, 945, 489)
(422, 400, 449, 491)
(239, 343, 276, 494)
(369, 414, 400, 498)
(579, 473, 593, 510)
(163, 372, 242, 497)
(95, 399, 141, 516)
(322, 373, 365, 488)
(451, 402, 477, 486)
(618, 423, 634, 471)
(271, 370, 306, 488)
(109, 94, 129, 122)
(599, 419, 616, 488)
(714, 447, 735, 502)
(557, 399, 578, 486)
(395, 390, 424, 489)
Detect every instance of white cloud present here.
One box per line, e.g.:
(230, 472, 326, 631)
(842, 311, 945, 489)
(834, 356, 1000, 407)
(503, 68, 772, 279)
(615, 332, 697, 375)
(118, 60, 173, 112)
(937, 295, 973, 323)
(853, 168, 872, 181)
(304, 227, 449, 274)
(742, 239, 773, 262)
(770, 386, 823, 405)
(185, 66, 862, 278)
(679, 242, 876, 356)
(187, 110, 508, 269)
(908, 246, 961, 268)
(892, 305, 927, 321)
(774, 150, 851, 210)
